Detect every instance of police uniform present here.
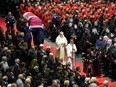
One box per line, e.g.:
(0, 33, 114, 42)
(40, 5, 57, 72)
(5, 14, 15, 30)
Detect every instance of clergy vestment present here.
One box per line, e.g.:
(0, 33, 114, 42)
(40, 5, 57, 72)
(56, 35, 68, 65)
(66, 43, 77, 69)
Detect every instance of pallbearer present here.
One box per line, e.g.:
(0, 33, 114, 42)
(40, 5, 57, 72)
(23, 12, 44, 47)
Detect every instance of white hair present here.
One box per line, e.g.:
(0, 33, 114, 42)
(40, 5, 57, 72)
(7, 84, 11, 87)
(20, 32, 24, 37)
(92, 28, 97, 33)
(3, 47, 8, 51)
(64, 80, 70, 86)
(15, 58, 20, 63)
(85, 77, 90, 83)
(107, 39, 112, 43)
(25, 78, 31, 84)
(103, 80, 108, 86)
(2, 76, 8, 80)
(60, 31, 64, 35)
(90, 77, 97, 83)
(49, 52, 53, 56)
(103, 35, 109, 41)
(39, 44, 44, 47)
(114, 43, 116, 47)
(2, 56, 7, 60)
(46, 46, 51, 49)
(38, 84, 44, 87)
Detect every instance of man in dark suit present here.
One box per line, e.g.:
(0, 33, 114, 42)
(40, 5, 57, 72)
(75, 66, 83, 87)
(51, 12, 60, 42)
(24, 24, 32, 49)
(13, 58, 21, 79)
(60, 71, 69, 85)
(37, 28, 46, 47)
(6, 67, 16, 83)
(45, 46, 51, 57)
(0, 27, 5, 42)
(79, 76, 88, 87)
(69, 72, 77, 87)
(24, 78, 33, 87)
(99, 35, 109, 75)
(104, 39, 113, 76)
(110, 43, 116, 82)
(2, 76, 8, 87)
(47, 53, 55, 71)
(20, 42, 29, 66)
(37, 44, 46, 71)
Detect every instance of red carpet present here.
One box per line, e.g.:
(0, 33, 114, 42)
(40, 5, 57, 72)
(0, 17, 116, 87)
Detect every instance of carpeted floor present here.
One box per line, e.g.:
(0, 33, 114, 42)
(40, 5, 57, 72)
(0, 17, 116, 87)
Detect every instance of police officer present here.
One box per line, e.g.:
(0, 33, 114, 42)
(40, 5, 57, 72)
(5, 12, 16, 30)
(24, 23, 32, 49)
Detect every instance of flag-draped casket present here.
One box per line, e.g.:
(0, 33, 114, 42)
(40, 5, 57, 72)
(23, 12, 43, 28)
(23, 12, 45, 45)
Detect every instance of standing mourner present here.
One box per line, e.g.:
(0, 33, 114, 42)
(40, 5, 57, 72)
(16, 14, 25, 32)
(56, 32, 68, 65)
(99, 35, 109, 75)
(110, 43, 116, 82)
(66, 23, 75, 43)
(37, 44, 46, 71)
(37, 27, 46, 47)
(5, 12, 16, 30)
(83, 48, 96, 77)
(66, 39, 77, 70)
(103, 39, 113, 77)
(89, 77, 98, 87)
(0, 27, 5, 42)
(24, 23, 32, 49)
(51, 12, 60, 42)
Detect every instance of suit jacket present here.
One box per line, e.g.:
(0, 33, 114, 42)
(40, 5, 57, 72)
(48, 57, 55, 70)
(5, 15, 15, 25)
(24, 84, 33, 87)
(2, 81, 8, 87)
(14, 63, 20, 79)
(110, 48, 116, 62)
(80, 82, 88, 87)
(75, 71, 82, 86)
(37, 49, 46, 58)
(95, 39, 104, 49)
(104, 45, 114, 57)
(100, 41, 107, 53)
(69, 77, 76, 87)
(7, 72, 16, 83)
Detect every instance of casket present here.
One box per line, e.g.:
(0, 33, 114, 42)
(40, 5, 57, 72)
(23, 12, 43, 29)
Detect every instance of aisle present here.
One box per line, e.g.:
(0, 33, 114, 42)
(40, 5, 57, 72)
(0, 17, 116, 87)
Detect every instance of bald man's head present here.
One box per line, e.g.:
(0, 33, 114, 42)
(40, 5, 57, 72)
(18, 74, 24, 79)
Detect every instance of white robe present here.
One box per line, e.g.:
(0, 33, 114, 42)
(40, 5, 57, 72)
(66, 43, 77, 69)
(56, 35, 68, 65)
